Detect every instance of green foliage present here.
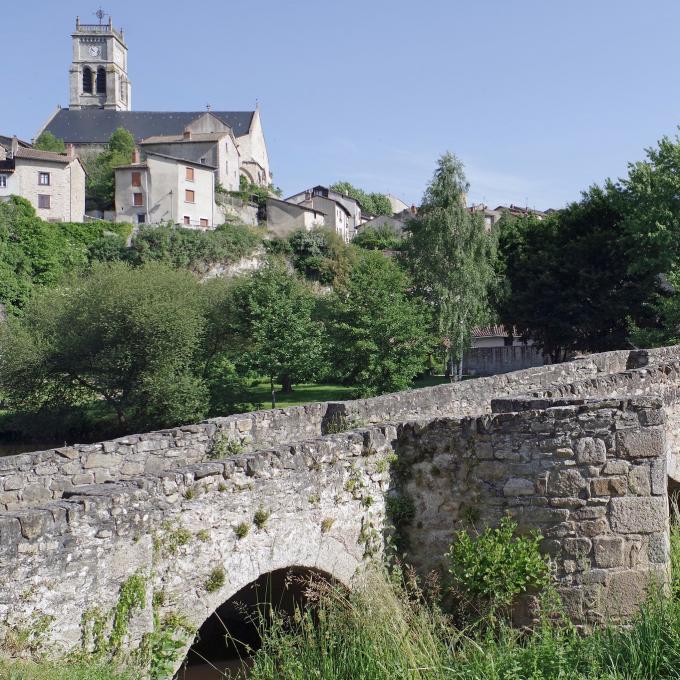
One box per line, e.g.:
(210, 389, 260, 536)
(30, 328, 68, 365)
(235, 260, 327, 400)
(352, 224, 402, 251)
(254, 508, 271, 529)
(85, 128, 135, 211)
(140, 609, 195, 680)
(208, 431, 245, 459)
(0, 262, 209, 434)
(330, 181, 392, 216)
(196, 529, 210, 542)
(0, 659, 138, 680)
(237, 174, 272, 207)
(385, 493, 415, 527)
(495, 186, 648, 362)
(153, 521, 192, 558)
(109, 575, 146, 653)
(402, 152, 497, 378)
(235, 522, 251, 539)
(321, 518, 335, 533)
(124, 222, 262, 271)
(446, 516, 551, 619)
(205, 566, 226, 593)
(33, 131, 66, 153)
(326, 251, 433, 397)
(268, 227, 355, 285)
(0, 196, 130, 315)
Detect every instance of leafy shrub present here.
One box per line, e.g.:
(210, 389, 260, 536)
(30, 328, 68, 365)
(353, 225, 402, 251)
(205, 566, 226, 593)
(446, 515, 551, 619)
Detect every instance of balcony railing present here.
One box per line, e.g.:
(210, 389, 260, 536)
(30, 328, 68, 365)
(75, 21, 123, 40)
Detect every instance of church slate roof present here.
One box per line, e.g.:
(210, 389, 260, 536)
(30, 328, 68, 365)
(43, 109, 255, 144)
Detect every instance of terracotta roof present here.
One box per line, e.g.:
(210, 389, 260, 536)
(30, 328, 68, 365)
(14, 147, 71, 164)
(471, 324, 511, 338)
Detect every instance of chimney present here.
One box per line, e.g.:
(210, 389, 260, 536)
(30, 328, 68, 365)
(11, 136, 18, 158)
(66, 144, 75, 160)
(410, 204, 417, 215)
(131, 148, 140, 164)
(183, 130, 192, 140)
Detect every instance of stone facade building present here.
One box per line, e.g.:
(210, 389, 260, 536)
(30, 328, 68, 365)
(265, 197, 325, 237)
(37, 17, 272, 189)
(0, 136, 85, 222)
(114, 151, 216, 227)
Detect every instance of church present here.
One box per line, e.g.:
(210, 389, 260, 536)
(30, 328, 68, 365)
(37, 16, 272, 189)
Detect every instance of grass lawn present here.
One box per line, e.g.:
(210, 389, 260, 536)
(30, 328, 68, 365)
(249, 375, 450, 409)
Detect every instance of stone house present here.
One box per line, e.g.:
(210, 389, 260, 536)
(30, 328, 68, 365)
(139, 114, 241, 192)
(114, 151, 215, 228)
(356, 208, 414, 238)
(265, 197, 326, 238)
(37, 17, 272, 188)
(0, 136, 85, 222)
(285, 186, 362, 242)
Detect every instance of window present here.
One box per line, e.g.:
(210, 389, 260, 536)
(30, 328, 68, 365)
(185, 189, 195, 203)
(200, 218, 209, 227)
(133, 193, 144, 207)
(39, 172, 50, 186)
(185, 167, 194, 181)
(200, 158, 206, 165)
(137, 214, 146, 224)
(131, 171, 141, 187)
(38, 194, 51, 209)
(225, 161, 229, 175)
(96, 67, 106, 94)
(83, 67, 93, 94)
(0, 175, 6, 188)
(183, 216, 191, 225)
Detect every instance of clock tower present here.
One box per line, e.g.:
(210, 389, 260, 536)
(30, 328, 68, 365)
(69, 14, 131, 111)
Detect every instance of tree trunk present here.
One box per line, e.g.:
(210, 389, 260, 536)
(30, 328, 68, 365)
(280, 374, 293, 394)
(270, 376, 276, 409)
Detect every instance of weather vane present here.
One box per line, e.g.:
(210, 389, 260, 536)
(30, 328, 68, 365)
(95, 7, 107, 24)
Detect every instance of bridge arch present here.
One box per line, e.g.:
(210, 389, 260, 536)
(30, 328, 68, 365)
(177, 566, 341, 678)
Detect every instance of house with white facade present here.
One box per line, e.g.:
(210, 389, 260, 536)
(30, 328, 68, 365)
(0, 136, 85, 222)
(114, 151, 215, 227)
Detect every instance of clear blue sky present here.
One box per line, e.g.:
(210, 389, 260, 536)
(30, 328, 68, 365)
(5, 0, 680, 209)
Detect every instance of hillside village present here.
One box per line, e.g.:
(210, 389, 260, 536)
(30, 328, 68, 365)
(0, 16, 547, 242)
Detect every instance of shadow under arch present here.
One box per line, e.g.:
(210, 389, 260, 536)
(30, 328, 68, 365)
(176, 566, 341, 680)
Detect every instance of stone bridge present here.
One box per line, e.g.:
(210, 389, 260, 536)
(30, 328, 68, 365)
(2, 346, 680, 673)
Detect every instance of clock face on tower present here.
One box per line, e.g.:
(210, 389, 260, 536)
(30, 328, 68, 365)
(88, 45, 101, 57)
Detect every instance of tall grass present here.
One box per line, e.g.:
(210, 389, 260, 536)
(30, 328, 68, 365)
(248, 529, 680, 680)
(0, 658, 140, 680)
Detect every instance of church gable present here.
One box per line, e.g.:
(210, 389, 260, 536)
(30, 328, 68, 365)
(185, 112, 232, 135)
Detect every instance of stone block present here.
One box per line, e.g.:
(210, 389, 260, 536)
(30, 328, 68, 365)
(575, 438, 606, 465)
(548, 469, 587, 497)
(72, 473, 94, 486)
(647, 532, 670, 564)
(609, 496, 667, 533)
(650, 458, 666, 495)
(83, 453, 121, 469)
(627, 465, 651, 496)
(18, 511, 52, 540)
(593, 536, 625, 568)
(503, 478, 535, 497)
(563, 537, 592, 557)
(590, 476, 627, 497)
(603, 460, 629, 475)
(4, 475, 24, 491)
(603, 567, 668, 619)
(615, 428, 664, 459)
(21, 484, 51, 503)
(576, 518, 609, 537)
(555, 447, 574, 458)
(121, 462, 145, 476)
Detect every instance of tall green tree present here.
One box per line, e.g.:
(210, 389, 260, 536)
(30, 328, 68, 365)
(402, 153, 496, 378)
(0, 262, 208, 434)
(326, 251, 432, 396)
(33, 131, 66, 153)
(330, 182, 392, 216)
(85, 127, 135, 211)
(237, 260, 326, 405)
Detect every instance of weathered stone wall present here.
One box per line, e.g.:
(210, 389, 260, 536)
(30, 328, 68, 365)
(1, 347, 662, 511)
(1, 346, 679, 668)
(398, 398, 669, 624)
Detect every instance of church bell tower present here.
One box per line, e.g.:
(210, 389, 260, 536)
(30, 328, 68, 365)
(69, 13, 131, 110)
